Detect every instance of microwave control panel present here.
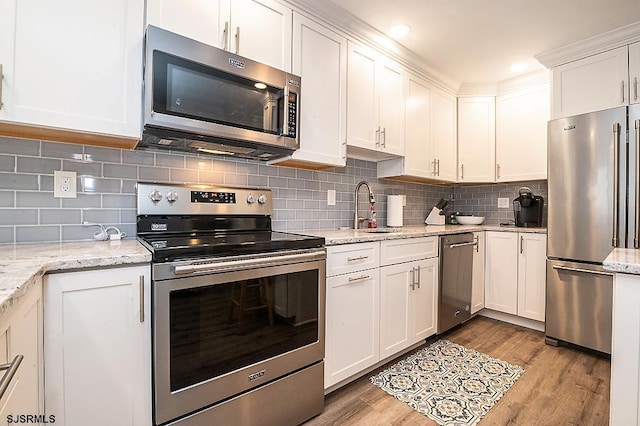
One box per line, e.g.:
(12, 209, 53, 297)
(287, 93, 297, 138)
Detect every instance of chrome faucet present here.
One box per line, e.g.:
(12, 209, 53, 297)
(354, 181, 375, 229)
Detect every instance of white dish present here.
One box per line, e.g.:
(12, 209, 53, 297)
(456, 216, 485, 225)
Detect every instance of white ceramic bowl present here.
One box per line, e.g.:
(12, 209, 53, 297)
(456, 216, 485, 225)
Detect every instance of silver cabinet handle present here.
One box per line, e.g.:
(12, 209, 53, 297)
(347, 255, 369, 262)
(415, 265, 420, 288)
(448, 241, 477, 249)
(139, 275, 145, 323)
(0, 64, 3, 110)
(235, 27, 240, 54)
(409, 268, 415, 290)
(375, 126, 381, 147)
(613, 123, 620, 247)
(381, 127, 386, 147)
(496, 163, 500, 180)
(622, 80, 626, 103)
(222, 22, 229, 51)
(636, 119, 640, 248)
(431, 159, 437, 176)
(635, 77, 638, 102)
(520, 235, 524, 254)
(0, 355, 23, 400)
(460, 164, 464, 180)
(474, 235, 479, 253)
(552, 265, 613, 277)
(348, 274, 370, 283)
(436, 159, 440, 176)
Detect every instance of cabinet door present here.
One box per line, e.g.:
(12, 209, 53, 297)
(458, 96, 495, 182)
(378, 59, 405, 156)
(412, 258, 438, 342)
(146, 0, 223, 47)
(325, 270, 379, 388)
(0, 0, 144, 138)
(630, 42, 640, 105)
(228, 0, 292, 71)
(432, 88, 458, 182)
(403, 73, 433, 178)
(551, 46, 629, 118)
(45, 265, 151, 426)
(283, 13, 346, 168)
(496, 84, 550, 182)
(379, 263, 412, 359)
(517, 233, 547, 322)
(485, 231, 518, 314)
(346, 42, 378, 151)
(471, 232, 485, 314)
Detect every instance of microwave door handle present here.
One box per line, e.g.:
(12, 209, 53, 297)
(223, 21, 229, 51)
(235, 27, 240, 54)
(282, 86, 289, 136)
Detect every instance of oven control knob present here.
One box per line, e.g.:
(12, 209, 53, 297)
(166, 190, 179, 203)
(149, 190, 163, 203)
(257, 194, 267, 204)
(246, 194, 255, 204)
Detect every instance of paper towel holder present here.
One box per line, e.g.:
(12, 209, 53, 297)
(387, 194, 404, 227)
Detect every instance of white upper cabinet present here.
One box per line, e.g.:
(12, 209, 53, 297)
(275, 13, 347, 168)
(551, 46, 629, 118)
(0, 0, 144, 138)
(629, 42, 640, 105)
(403, 74, 432, 178)
(457, 96, 495, 183)
(146, 0, 292, 71)
(432, 88, 458, 182)
(347, 41, 404, 159)
(495, 83, 550, 182)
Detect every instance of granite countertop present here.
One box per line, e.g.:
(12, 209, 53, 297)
(604, 248, 640, 275)
(301, 224, 546, 245)
(0, 239, 151, 319)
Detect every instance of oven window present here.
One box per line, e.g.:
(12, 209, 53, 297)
(169, 270, 319, 391)
(153, 51, 281, 135)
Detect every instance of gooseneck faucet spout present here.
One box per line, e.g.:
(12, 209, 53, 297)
(354, 181, 375, 229)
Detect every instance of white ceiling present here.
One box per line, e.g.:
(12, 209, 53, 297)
(324, 0, 640, 85)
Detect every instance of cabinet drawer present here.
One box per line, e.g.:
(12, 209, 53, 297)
(380, 237, 438, 266)
(327, 242, 379, 276)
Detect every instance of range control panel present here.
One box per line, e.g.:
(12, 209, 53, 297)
(137, 183, 272, 216)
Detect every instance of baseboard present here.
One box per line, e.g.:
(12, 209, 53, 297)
(477, 309, 545, 332)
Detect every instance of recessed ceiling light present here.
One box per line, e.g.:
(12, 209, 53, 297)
(389, 24, 410, 39)
(254, 82, 267, 90)
(510, 62, 528, 73)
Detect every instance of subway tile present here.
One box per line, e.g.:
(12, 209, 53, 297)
(61, 193, 101, 208)
(102, 194, 136, 208)
(16, 226, 60, 243)
(247, 175, 268, 187)
(0, 192, 14, 207)
(156, 153, 185, 168)
(0, 209, 37, 225)
(259, 164, 278, 176)
(81, 177, 121, 194)
(63, 160, 102, 177)
(0, 173, 39, 190)
(0, 137, 40, 156)
(103, 163, 137, 179)
(120, 209, 137, 223)
(123, 150, 155, 166)
(16, 157, 61, 174)
(296, 190, 313, 200)
(16, 191, 59, 208)
(268, 176, 287, 187)
(61, 224, 95, 241)
(0, 227, 14, 244)
(139, 166, 170, 182)
(223, 173, 248, 186)
(82, 209, 120, 224)
(277, 167, 296, 178)
(42, 141, 83, 159)
(198, 170, 224, 184)
(186, 156, 212, 171)
(122, 180, 137, 194)
(40, 209, 81, 225)
(170, 168, 198, 183)
(0, 155, 15, 172)
(286, 199, 304, 209)
(236, 162, 259, 175)
(211, 159, 236, 173)
(40, 175, 53, 191)
(305, 180, 320, 190)
(287, 178, 306, 190)
(84, 146, 122, 163)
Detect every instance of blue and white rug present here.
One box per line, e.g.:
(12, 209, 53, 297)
(370, 339, 524, 426)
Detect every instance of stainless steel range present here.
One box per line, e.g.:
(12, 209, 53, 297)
(136, 182, 326, 426)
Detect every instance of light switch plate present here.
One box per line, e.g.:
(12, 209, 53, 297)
(498, 197, 510, 208)
(327, 189, 336, 206)
(54, 170, 77, 198)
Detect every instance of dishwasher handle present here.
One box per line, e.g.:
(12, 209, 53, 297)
(448, 241, 477, 249)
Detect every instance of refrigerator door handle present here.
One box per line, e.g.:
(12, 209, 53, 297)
(613, 123, 620, 248)
(636, 119, 640, 248)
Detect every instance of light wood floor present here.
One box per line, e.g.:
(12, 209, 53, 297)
(306, 316, 611, 425)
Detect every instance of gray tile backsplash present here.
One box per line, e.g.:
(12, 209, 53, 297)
(0, 136, 548, 243)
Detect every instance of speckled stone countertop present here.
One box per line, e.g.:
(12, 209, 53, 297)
(300, 225, 547, 246)
(604, 248, 640, 275)
(0, 240, 151, 319)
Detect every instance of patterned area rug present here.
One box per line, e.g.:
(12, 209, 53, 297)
(370, 339, 524, 426)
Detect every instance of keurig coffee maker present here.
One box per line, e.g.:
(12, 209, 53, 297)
(513, 187, 544, 227)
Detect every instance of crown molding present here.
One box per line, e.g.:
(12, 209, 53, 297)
(536, 20, 640, 68)
(496, 70, 550, 95)
(283, 0, 461, 93)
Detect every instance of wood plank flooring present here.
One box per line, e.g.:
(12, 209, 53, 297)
(305, 316, 610, 425)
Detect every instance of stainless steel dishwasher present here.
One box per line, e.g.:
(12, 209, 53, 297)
(437, 233, 474, 334)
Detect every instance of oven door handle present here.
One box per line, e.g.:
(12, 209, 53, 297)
(174, 250, 325, 275)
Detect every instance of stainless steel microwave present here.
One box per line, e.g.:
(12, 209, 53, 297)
(138, 25, 301, 161)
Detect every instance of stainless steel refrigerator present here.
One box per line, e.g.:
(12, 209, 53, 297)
(547, 104, 640, 354)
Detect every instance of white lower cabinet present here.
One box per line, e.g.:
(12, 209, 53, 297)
(0, 278, 43, 422)
(471, 232, 485, 314)
(325, 237, 438, 389)
(484, 231, 546, 321)
(44, 265, 151, 426)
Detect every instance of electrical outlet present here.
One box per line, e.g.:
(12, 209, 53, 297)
(54, 170, 77, 198)
(498, 197, 510, 208)
(327, 189, 336, 206)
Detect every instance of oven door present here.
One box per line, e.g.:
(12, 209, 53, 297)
(153, 249, 325, 425)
